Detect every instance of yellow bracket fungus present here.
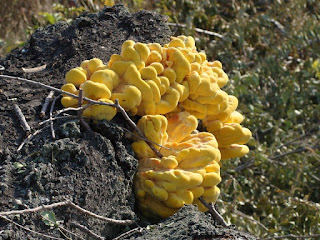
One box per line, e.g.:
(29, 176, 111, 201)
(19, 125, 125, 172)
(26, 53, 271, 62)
(60, 35, 252, 218)
(133, 112, 222, 218)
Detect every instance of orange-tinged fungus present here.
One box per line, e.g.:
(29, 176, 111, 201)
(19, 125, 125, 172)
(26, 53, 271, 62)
(61, 83, 79, 107)
(82, 99, 116, 121)
(81, 80, 111, 100)
(60, 36, 252, 218)
(65, 67, 87, 87)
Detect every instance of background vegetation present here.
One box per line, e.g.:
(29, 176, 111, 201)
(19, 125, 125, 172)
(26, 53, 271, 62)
(1, 0, 319, 239)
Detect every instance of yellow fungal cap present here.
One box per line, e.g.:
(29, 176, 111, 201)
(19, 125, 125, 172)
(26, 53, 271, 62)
(81, 80, 111, 100)
(82, 98, 116, 121)
(65, 67, 87, 87)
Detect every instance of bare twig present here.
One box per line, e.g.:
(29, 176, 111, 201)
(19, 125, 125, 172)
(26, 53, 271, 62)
(70, 222, 105, 240)
(235, 159, 255, 172)
(13, 104, 31, 134)
(0, 200, 134, 225)
(167, 23, 224, 38)
(22, 64, 47, 73)
(198, 197, 228, 227)
(114, 99, 163, 158)
(41, 214, 85, 240)
(270, 145, 320, 160)
(113, 227, 144, 240)
(0, 75, 163, 157)
(277, 124, 319, 149)
(40, 91, 55, 117)
(77, 89, 83, 116)
(50, 95, 60, 139)
(121, 126, 174, 152)
(265, 157, 286, 166)
(39, 116, 77, 126)
(262, 233, 320, 240)
(0, 200, 70, 216)
(17, 126, 50, 152)
(55, 105, 93, 116)
(0, 75, 117, 107)
(0, 215, 64, 240)
(77, 88, 93, 133)
(58, 225, 85, 240)
(67, 201, 134, 225)
(233, 209, 268, 231)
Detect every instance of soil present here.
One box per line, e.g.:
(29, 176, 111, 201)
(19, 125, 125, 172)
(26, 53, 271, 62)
(0, 4, 257, 240)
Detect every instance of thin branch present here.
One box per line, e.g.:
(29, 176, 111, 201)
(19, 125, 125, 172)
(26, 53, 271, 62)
(0, 200, 70, 216)
(276, 124, 319, 149)
(113, 227, 144, 240)
(55, 104, 93, 116)
(0, 75, 117, 108)
(198, 197, 228, 227)
(13, 103, 31, 134)
(270, 145, 320, 160)
(0, 75, 163, 158)
(41, 214, 84, 240)
(57, 225, 85, 240)
(17, 126, 50, 152)
(22, 64, 47, 73)
(39, 116, 77, 126)
(167, 22, 223, 38)
(50, 95, 60, 139)
(40, 91, 55, 118)
(0, 215, 64, 240)
(77, 88, 93, 133)
(0, 200, 134, 225)
(120, 126, 174, 152)
(233, 209, 268, 231)
(67, 201, 134, 225)
(262, 233, 320, 240)
(235, 159, 255, 172)
(114, 99, 163, 158)
(265, 157, 286, 166)
(70, 222, 105, 240)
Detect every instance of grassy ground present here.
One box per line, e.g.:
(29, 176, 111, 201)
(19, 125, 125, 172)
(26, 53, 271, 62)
(1, 0, 319, 239)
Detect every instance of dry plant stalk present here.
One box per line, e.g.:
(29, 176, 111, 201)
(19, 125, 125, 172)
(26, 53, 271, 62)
(40, 90, 55, 117)
(22, 64, 47, 73)
(198, 197, 228, 227)
(0, 199, 134, 225)
(13, 103, 31, 134)
(0, 74, 163, 158)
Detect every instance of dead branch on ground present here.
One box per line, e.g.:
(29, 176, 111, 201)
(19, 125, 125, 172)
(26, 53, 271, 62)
(0, 199, 134, 225)
(40, 90, 55, 117)
(0, 215, 64, 240)
(198, 197, 228, 227)
(0, 74, 163, 158)
(13, 103, 31, 134)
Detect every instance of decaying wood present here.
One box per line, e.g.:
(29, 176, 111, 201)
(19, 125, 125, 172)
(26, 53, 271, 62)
(0, 199, 135, 225)
(13, 103, 31, 134)
(40, 90, 55, 117)
(0, 75, 164, 158)
(198, 197, 228, 227)
(22, 64, 47, 73)
(17, 126, 49, 152)
(70, 222, 105, 240)
(0, 215, 64, 240)
(49, 95, 60, 139)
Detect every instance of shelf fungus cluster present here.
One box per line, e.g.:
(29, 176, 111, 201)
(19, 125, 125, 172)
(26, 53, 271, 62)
(133, 112, 221, 218)
(60, 35, 252, 218)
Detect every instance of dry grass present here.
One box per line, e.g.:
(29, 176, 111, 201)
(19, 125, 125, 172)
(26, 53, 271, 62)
(0, 0, 55, 56)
